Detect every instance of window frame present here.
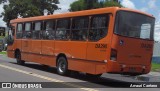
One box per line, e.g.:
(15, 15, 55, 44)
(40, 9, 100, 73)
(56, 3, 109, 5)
(71, 16, 90, 41)
(16, 23, 23, 39)
(42, 19, 56, 40)
(22, 22, 32, 39)
(55, 18, 71, 41)
(32, 21, 43, 40)
(88, 14, 110, 42)
(114, 10, 155, 41)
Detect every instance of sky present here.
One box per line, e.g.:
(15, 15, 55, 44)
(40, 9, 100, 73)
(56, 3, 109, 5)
(0, 0, 160, 41)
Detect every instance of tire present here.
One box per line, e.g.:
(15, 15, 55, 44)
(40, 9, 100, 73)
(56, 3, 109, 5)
(57, 56, 68, 75)
(86, 73, 102, 78)
(16, 51, 25, 65)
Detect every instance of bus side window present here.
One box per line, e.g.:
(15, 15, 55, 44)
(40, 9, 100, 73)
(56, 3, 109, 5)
(71, 17, 88, 41)
(16, 23, 23, 39)
(43, 20, 55, 40)
(56, 19, 70, 40)
(89, 14, 110, 41)
(23, 23, 32, 39)
(32, 22, 42, 39)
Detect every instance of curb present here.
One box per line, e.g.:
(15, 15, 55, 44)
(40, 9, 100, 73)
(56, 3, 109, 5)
(148, 72, 160, 76)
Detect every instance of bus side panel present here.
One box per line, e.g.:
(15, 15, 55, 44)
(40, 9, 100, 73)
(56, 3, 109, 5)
(41, 56, 56, 67)
(54, 41, 107, 74)
(41, 40, 55, 66)
(21, 52, 28, 61)
(86, 42, 108, 62)
(30, 40, 41, 63)
(21, 39, 32, 61)
(15, 39, 22, 52)
(7, 50, 15, 58)
(68, 59, 107, 74)
(68, 59, 96, 74)
(55, 41, 87, 59)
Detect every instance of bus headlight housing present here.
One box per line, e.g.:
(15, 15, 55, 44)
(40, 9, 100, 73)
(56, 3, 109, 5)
(110, 49, 117, 61)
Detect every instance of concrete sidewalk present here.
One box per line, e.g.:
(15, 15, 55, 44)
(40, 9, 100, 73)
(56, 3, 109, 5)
(137, 72, 160, 82)
(148, 72, 160, 77)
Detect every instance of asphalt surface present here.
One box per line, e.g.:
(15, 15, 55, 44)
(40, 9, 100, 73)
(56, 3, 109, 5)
(0, 54, 159, 91)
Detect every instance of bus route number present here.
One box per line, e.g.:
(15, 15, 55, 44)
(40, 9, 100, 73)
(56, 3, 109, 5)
(95, 44, 107, 48)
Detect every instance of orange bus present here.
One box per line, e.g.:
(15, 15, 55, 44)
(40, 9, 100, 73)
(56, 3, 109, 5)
(7, 7, 155, 77)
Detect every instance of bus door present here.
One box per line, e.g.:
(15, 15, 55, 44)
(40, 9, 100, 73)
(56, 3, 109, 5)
(7, 24, 16, 58)
(41, 20, 55, 66)
(21, 23, 32, 61)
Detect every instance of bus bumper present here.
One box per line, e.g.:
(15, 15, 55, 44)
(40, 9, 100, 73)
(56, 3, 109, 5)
(107, 61, 151, 75)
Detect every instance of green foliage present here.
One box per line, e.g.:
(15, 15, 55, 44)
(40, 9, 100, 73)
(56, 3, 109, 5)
(70, 0, 86, 11)
(152, 63, 160, 72)
(103, 1, 122, 7)
(70, 0, 122, 12)
(0, 51, 6, 55)
(0, 0, 59, 26)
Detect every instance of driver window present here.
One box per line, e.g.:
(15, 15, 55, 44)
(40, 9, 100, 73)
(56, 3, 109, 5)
(16, 23, 23, 39)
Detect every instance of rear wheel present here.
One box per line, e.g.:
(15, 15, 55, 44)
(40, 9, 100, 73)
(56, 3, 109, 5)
(57, 56, 68, 75)
(16, 51, 25, 65)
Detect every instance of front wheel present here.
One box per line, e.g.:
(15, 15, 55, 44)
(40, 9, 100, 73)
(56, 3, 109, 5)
(57, 57, 68, 75)
(16, 51, 25, 65)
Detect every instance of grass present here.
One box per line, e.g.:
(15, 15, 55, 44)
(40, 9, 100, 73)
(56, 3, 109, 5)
(0, 51, 6, 55)
(0, 36, 5, 39)
(151, 63, 160, 72)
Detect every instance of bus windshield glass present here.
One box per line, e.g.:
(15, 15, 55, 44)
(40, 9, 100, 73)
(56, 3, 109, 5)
(114, 11, 155, 40)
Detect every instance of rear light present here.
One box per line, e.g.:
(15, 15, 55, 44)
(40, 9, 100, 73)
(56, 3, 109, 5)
(110, 49, 117, 61)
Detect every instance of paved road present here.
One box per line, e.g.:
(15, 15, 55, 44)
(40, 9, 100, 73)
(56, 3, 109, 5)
(0, 55, 159, 91)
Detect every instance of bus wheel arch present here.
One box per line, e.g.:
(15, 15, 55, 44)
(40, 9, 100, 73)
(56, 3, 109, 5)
(15, 49, 25, 65)
(56, 53, 68, 75)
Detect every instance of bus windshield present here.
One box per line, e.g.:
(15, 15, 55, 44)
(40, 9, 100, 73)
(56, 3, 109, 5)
(114, 11, 155, 40)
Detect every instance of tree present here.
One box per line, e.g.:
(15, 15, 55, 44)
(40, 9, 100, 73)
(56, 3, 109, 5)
(69, 0, 86, 11)
(103, 1, 122, 7)
(0, 0, 60, 26)
(70, 0, 122, 12)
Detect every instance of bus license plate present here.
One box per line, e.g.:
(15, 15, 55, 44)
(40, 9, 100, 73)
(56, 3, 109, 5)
(129, 67, 136, 72)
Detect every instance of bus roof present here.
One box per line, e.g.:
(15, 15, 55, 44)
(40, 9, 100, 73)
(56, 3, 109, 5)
(10, 7, 154, 23)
